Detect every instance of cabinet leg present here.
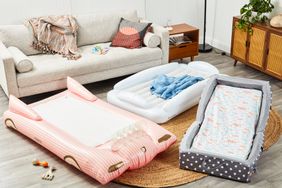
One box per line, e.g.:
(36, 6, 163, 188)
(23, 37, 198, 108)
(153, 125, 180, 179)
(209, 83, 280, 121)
(234, 60, 238, 66)
(191, 56, 194, 61)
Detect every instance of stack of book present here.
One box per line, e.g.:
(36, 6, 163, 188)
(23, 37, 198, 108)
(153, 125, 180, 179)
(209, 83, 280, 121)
(169, 34, 192, 46)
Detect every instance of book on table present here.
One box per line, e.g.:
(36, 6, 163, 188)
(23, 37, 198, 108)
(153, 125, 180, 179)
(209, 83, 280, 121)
(169, 34, 192, 46)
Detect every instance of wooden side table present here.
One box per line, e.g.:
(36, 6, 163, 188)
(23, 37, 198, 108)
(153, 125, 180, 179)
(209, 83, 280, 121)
(169, 23, 199, 62)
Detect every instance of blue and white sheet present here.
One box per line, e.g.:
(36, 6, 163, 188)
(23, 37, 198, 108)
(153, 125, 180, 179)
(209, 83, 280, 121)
(150, 75, 204, 100)
(191, 85, 262, 160)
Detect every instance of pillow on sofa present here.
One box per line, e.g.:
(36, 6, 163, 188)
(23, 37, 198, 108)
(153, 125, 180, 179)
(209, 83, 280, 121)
(0, 25, 40, 56)
(143, 32, 161, 48)
(8, 46, 33, 73)
(111, 18, 152, 49)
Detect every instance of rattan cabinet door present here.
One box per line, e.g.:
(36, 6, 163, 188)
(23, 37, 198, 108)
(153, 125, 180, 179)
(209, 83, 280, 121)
(248, 27, 266, 69)
(232, 26, 248, 62)
(266, 33, 282, 79)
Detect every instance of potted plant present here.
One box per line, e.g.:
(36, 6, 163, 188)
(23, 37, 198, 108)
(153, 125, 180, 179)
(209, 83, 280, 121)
(237, 0, 275, 34)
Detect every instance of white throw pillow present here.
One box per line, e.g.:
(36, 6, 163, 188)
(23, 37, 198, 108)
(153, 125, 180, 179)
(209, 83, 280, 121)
(8, 46, 33, 73)
(143, 32, 161, 48)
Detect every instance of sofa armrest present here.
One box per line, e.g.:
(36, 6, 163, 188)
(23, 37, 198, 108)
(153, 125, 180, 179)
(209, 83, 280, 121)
(0, 41, 19, 97)
(141, 20, 169, 64)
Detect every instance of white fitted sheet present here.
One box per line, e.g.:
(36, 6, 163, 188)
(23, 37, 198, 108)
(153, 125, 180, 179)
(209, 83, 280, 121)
(191, 85, 262, 160)
(33, 95, 137, 147)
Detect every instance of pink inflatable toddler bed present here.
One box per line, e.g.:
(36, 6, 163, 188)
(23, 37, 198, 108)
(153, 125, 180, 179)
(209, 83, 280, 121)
(3, 77, 176, 184)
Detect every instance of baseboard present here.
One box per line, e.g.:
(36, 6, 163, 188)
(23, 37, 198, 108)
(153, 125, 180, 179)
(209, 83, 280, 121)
(210, 39, 230, 53)
(199, 37, 230, 53)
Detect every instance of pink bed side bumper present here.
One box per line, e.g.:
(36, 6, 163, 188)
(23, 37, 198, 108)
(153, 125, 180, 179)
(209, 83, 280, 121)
(3, 77, 176, 184)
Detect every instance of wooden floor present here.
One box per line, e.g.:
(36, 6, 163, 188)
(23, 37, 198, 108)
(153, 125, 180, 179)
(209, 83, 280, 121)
(0, 51, 281, 188)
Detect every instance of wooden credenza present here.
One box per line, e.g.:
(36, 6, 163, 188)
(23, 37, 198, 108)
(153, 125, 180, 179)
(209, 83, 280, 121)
(231, 16, 282, 80)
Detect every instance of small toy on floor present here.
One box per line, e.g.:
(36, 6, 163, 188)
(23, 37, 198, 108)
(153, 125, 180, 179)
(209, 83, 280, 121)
(32, 159, 49, 168)
(92, 45, 110, 55)
(32, 159, 57, 181)
(42, 166, 56, 181)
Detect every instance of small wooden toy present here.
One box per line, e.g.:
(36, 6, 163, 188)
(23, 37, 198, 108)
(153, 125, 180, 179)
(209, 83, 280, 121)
(42, 166, 56, 181)
(32, 159, 49, 168)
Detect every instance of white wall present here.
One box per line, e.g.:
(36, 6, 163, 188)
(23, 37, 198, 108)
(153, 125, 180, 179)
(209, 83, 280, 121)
(1, 0, 281, 52)
(148, 0, 282, 53)
(69, 0, 145, 16)
(145, 0, 201, 29)
(0, 0, 145, 24)
(0, 0, 201, 27)
(272, 0, 282, 15)
(0, 0, 70, 24)
(205, 0, 248, 52)
(206, 0, 282, 52)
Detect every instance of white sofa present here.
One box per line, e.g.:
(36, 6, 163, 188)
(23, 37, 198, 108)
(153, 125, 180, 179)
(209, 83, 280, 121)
(0, 10, 169, 98)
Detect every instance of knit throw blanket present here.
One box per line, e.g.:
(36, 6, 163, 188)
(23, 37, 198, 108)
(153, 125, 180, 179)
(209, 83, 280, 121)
(28, 15, 81, 60)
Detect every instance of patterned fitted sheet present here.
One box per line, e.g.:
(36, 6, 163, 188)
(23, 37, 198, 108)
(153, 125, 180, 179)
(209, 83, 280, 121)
(191, 85, 262, 161)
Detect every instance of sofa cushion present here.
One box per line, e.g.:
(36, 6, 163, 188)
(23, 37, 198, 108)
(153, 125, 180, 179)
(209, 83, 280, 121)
(76, 10, 138, 47)
(0, 25, 40, 56)
(17, 43, 162, 88)
(111, 18, 152, 49)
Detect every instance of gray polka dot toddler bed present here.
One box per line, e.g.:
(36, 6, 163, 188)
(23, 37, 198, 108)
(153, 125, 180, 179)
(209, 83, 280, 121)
(179, 75, 271, 182)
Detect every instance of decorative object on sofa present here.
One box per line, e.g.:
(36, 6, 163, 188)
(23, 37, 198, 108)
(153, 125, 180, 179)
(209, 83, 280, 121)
(107, 62, 219, 124)
(7, 46, 33, 73)
(28, 15, 81, 60)
(111, 18, 152, 48)
(115, 106, 281, 187)
(3, 77, 176, 185)
(199, 0, 212, 53)
(92, 45, 110, 55)
(169, 23, 199, 62)
(180, 75, 271, 182)
(237, 0, 274, 34)
(231, 16, 282, 80)
(0, 10, 169, 98)
(270, 14, 282, 28)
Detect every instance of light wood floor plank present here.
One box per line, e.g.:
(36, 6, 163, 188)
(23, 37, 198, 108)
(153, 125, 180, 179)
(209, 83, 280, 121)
(0, 51, 281, 188)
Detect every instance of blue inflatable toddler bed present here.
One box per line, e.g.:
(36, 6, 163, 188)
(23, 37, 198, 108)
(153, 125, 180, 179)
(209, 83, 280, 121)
(179, 75, 271, 182)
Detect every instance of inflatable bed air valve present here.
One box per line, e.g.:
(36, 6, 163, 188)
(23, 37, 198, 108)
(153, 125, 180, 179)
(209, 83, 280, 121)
(3, 77, 176, 184)
(179, 75, 271, 182)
